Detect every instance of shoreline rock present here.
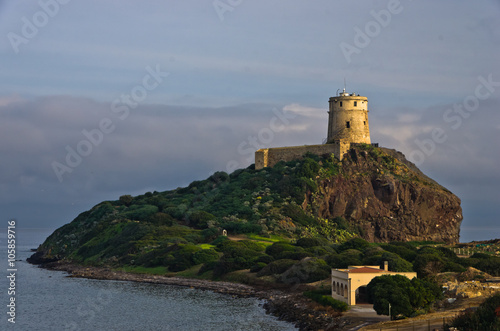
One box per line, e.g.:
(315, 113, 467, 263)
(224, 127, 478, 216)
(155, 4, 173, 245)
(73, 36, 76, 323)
(33, 260, 350, 330)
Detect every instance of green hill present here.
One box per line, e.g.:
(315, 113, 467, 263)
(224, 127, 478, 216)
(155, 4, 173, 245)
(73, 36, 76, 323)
(30, 145, 495, 282)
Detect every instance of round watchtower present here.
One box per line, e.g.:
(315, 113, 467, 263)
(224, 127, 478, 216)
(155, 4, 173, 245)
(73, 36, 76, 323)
(327, 89, 371, 144)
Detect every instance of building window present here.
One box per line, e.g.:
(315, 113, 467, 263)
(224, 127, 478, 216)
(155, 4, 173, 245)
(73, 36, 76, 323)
(354, 101, 357, 107)
(340, 101, 343, 107)
(346, 121, 350, 128)
(363, 121, 366, 125)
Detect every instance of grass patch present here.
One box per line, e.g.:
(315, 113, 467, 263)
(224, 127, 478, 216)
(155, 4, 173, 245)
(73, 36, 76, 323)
(198, 243, 216, 250)
(247, 233, 286, 243)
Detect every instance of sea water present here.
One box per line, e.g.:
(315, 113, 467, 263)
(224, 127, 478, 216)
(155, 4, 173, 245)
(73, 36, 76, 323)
(0, 228, 297, 330)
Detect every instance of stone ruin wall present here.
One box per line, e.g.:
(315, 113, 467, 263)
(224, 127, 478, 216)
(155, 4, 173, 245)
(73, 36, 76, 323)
(255, 141, 351, 170)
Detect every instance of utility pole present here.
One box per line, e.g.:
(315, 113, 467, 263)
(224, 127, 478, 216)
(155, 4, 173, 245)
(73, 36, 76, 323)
(389, 303, 391, 320)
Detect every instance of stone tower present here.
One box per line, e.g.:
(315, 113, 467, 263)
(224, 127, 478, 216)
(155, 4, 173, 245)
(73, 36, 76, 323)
(327, 89, 370, 144)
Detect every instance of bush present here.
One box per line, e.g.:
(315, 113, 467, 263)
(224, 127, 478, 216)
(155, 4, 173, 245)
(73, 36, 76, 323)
(250, 262, 267, 273)
(119, 195, 133, 206)
(448, 293, 500, 330)
(122, 205, 159, 221)
(192, 249, 219, 265)
(211, 235, 229, 246)
(413, 253, 444, 277)
(265, 242, 297, 259)
(212, 244, 263, 277)
(187, 211, 216, 229)
(279, 258, 330, 284)
(257, 259, 296, 277)
(281, 204, 316, 227)
(222, 221, 262, 234)
(337, 238, 370, 252)
(149, 212, 175, 226)
(297, 157, 320, 178)
(326, 250, 362, 269)
(201, 228, 219, 242)
(380, 243, 417, 262)
(296, 237, 325, 248)
(256, 255, 274, 264)
(303, 291, 348, 312)
(474, 257, 500, 276)
(279, 251, 311, 260)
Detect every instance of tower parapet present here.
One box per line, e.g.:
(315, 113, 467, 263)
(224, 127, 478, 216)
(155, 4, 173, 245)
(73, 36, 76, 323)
(327, 89, 370, 144)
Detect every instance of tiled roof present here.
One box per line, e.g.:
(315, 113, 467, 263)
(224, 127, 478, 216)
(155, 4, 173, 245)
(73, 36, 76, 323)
(347, 267, 385, 273)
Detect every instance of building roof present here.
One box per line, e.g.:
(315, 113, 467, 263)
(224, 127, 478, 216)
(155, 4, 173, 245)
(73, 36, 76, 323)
(346, 267, 385, 274)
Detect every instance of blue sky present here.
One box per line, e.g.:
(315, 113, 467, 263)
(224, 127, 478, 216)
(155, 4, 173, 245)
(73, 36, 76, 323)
(0, 0, 499, 242)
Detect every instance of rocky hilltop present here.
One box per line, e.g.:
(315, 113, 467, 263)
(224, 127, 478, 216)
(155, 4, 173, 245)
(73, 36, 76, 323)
(30, 144, 462, 268)
(309, 147, 462, 243)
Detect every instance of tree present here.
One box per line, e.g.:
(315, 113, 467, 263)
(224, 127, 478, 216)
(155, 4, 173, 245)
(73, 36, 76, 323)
(367, 275, 442, 319)
(119, 194, 133, 207)
(367, 275, 413, 318)
(187, 210, 216, 229)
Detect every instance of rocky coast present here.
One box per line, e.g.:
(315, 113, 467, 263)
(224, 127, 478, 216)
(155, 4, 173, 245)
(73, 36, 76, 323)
(31, 260, 350, 331)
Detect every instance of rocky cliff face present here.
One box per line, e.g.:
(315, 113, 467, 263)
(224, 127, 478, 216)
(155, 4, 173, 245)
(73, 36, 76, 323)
(304, 147, 462, 244)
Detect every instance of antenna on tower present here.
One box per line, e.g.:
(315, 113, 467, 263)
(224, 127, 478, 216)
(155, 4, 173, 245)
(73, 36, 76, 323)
(344, 78, 346, 91)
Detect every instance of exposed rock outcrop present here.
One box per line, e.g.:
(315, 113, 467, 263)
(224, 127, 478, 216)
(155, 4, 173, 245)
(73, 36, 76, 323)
(305, 147, 462, 243)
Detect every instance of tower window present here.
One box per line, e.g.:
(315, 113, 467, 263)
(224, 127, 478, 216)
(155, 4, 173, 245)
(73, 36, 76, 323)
(346, 121, 350, 128)
(340, 101, 343, 107)
(363, 121, 366, 125)
(354, 101, 357, 107)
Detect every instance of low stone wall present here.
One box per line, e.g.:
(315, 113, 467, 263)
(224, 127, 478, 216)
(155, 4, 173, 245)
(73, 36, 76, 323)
(255, 142, 350, 170)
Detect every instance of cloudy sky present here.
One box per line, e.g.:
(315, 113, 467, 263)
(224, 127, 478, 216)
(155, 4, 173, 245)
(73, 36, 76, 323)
(1, 1, 499, 242)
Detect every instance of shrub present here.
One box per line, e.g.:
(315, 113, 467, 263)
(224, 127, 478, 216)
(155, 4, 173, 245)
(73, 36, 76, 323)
(279, 251, 311, 260)
(187, 211, 216, 229)
(265, 242, 297, 259)
(380, 243, 417, 262)
(122, 205, 159, 221)
(149, 212, 175, 226)
(211, 235, 229, 246)
(304, 246, 332, 256)
(281, 204, 316, 227)
(256, 255, 274, 264)
(303, 291, 349, 312)
(326, 252, 362, 269)
(297, 157, 320, 178)
(413, 253, 444, 277)
(448, 293, 500, 331)
(257, 259, 296, 277)
(201, 228, 219, 242)
(119, 195, 133, 206)
(337, 238, 370, 252)
(222, 221, 262, 234)
(295, 237, 325, 248)
(279, 258, 330, 284)
(250, 262, 267, 273)
(192, 249, 219, 265)
(212, 245, 263, 277)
